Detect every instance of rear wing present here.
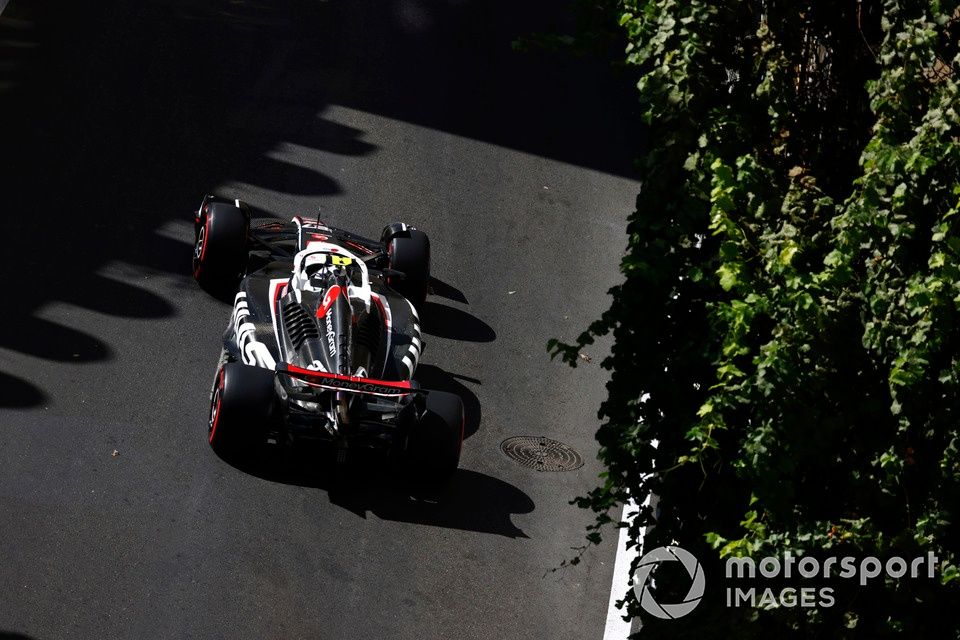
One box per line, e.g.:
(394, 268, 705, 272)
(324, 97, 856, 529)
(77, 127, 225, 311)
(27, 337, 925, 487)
(277, 363, 417, 397)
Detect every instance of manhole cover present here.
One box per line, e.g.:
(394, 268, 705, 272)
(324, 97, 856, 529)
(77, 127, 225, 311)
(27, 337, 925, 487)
(500, 436, 584, 472)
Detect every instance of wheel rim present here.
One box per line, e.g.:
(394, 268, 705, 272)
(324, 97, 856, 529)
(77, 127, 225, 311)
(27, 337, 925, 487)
(208, 368, 224, 443)
(192, 213, 210, 278)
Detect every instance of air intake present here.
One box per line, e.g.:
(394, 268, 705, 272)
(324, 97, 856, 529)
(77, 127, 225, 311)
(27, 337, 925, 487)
(282, 300, 320, 349)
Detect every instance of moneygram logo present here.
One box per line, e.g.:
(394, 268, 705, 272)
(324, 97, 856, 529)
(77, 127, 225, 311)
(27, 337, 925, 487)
(633, 546, 706, 619)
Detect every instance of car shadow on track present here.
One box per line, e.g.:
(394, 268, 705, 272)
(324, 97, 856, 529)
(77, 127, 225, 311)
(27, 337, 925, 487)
(413, 364, 481, 439)
(420, 302, 496, 342)
(229, 449, 534, 539)
(427, 277, 469, 305)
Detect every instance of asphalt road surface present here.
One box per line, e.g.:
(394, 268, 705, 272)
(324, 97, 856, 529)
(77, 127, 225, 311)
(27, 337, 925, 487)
(0, 2, 641, 638)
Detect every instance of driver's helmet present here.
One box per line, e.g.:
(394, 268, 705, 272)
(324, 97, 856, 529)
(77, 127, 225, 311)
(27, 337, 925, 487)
(298, 251, 360, 291)
(303, 253, 335, 278)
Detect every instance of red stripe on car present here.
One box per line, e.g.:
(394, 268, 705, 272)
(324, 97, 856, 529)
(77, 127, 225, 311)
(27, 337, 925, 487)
(316, 284, 342, 318)
(283, 364, 412, 391)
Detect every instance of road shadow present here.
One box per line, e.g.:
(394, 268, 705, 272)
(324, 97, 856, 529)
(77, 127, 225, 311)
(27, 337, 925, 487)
(0, 1, 373, 402)
(0, 0, 635, 405)
(414, 364, 481, 439)
(0, 372, 46, 409)
(316, 0, 641, 177)
(229, 448, 534, 538)
(421, 302, 496, 342)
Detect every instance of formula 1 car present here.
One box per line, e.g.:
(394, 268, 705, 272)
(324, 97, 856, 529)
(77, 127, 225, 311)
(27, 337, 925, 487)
(192, 195, 463, 483)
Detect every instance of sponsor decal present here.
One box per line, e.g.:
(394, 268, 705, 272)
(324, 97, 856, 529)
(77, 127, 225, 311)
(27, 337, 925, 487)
(314, 376, 406, 396)
(325, 312, 336, 357)
(316, 285, 342, 318)
(281, 365, 413, 397)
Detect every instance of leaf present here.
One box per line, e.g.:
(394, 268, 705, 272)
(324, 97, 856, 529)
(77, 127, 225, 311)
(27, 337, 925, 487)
(717, 263, 740, 291)
(778, 242, 799, 266)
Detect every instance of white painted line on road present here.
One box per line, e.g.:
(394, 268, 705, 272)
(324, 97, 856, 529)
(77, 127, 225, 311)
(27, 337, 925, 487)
(603, 497, 639, 640)
(0, 0, 11, 16)
(603, 436, 656, 640)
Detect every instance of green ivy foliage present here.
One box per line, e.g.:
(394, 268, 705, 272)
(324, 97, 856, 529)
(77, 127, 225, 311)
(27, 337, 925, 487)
(550, 1, 960, 636)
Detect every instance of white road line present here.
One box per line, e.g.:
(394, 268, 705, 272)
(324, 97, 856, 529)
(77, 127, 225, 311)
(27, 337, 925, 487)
(602, 498, 640, 640)
(603, 437, 656, 640)
(0, 0, 11, 16)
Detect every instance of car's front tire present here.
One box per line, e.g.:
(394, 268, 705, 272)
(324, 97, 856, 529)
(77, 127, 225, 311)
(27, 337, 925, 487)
(193, 198, 249, 293)
(208, 362, 277, 459)
(384, 225, 430, 310)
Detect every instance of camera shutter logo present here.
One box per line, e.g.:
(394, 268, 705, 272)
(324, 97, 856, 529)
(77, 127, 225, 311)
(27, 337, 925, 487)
(633, 546, 706, 620)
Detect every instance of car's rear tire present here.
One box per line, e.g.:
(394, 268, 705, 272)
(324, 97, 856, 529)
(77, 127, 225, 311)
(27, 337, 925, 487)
(193, 198, 249, 293)
(386, 228, 430, 309)
(208, 362, 277, 459)
(406, 391, 463, 484)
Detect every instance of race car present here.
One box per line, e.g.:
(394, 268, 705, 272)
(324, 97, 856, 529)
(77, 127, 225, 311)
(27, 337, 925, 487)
(192, 195, 463, 483)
